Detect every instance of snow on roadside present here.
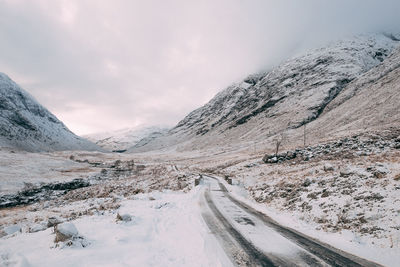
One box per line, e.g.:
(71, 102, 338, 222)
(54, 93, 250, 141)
(218, 175, 400, 267)
(0, 188, 231, 267)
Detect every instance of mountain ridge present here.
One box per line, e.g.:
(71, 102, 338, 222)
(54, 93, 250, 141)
(127, 33, 400, 153)
(0, 73, 102, 152)
(85, 125, 170, 151)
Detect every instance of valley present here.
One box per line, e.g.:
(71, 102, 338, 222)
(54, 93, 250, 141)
(1, 32, 400, 266)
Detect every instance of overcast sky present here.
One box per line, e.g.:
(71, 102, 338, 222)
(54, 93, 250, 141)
(0, 0, 399, 135)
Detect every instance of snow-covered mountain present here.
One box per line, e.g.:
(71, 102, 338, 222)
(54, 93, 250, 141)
(85, 125, 169, 151)
(128, 33, 400, 152)
(307, 42, 400, 139)
(0, 73, 102, 152)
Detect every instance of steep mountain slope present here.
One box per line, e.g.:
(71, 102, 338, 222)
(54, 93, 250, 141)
(85, 126, 169, 151)
(0, 73, 101, 152)
(129, 33, 400, 153)
(306, 44, 400, 139)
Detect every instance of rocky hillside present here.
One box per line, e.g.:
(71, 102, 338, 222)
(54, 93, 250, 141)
(0, 73, 101, 152)
(129, 33, 400, 153)
(305, 43, 400, 140)
(85, 126, 169, 152)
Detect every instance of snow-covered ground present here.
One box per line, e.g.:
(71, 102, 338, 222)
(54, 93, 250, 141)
(222, 177, 400, 267)
(208, 146, 400, 266)
(1, 144, 399, 266)
(0, 189, 231, 267)
(0, 149, 234, 267)
(0, 149, 97, 196)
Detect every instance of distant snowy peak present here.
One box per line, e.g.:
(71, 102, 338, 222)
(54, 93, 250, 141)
(85, 125, 170, 151)
(0, 73, 101, 152)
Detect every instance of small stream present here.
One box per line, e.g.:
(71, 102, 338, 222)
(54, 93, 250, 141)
(0, 179, 90, 209)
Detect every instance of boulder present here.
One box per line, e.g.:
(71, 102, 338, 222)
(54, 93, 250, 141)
(29, 223, 47, 233)
(47, 217, 62, 227)
(54, 222, 78, 243)
(3, 225, 21, 235)
(268, 157, 278, 163)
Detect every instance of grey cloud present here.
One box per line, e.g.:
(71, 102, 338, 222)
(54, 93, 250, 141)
(0, 0, 399, 134)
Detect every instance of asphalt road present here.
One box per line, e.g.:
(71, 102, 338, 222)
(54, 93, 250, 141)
(200, 175, 382, 267)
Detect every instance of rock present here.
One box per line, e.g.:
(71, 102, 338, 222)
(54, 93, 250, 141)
(354, 195, 364, 201)
(323, 163, 335, 172)
(29, 223, 47, 233)
(3, 225, 21, 235)
(365, 193, 384, 201)
(307, 192, 318, 199)
(340, 167, 353, 177)
(47, 217, 62, 227)
(302, 178, 312, 187)
(268, 157, 278, 163)
(54, 222, 78, 243)
(359, 216, 368, 224)
(321, 191, 330, 198)
(116, 213, 132, 222)
(286, 151, 297, 159)
(373, 164, 389, 178)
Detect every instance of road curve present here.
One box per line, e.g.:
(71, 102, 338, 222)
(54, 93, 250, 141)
(200, 175, 382, 267)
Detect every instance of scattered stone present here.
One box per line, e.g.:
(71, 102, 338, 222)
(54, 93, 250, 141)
(359, 216, 368, 224)
(302, 178, 312, 187)
(29, 223, 47, 233)
(47, 217, 62, 228)
(365, 193, 384, 201)
(3, 225, 21, 235)
(340, 168, 353, 177)
(268, 157, 278, 163)
(323, 163, 335, 172)
(354, 195, 364, 201)
(321, 191, 331, 198)
(54, 222, 78, 243)
(262, 131, 400, 164)
(116, 213, 132, 222)
(307, 192, 318, 199)
(372, 164, 389, 178)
